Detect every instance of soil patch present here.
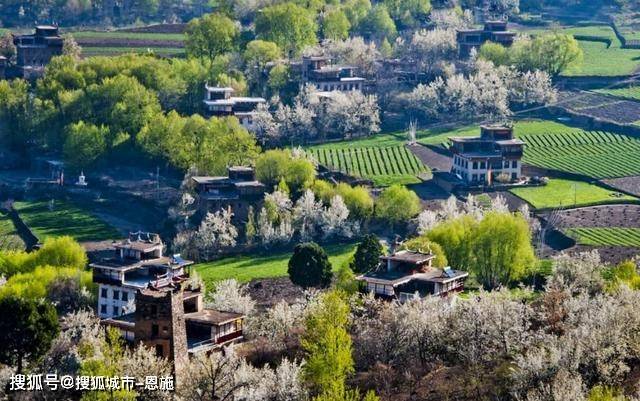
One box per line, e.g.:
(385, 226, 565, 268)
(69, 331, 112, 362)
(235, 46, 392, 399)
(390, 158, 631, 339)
(407, 143, 452, 172)
(539, 204, 640, 229)
(245, 277, 305, 310)
(602, 176, 640, 197)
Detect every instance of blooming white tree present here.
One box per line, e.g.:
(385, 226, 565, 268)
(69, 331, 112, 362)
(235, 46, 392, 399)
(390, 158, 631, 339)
(416, 209, 439, 235)
(208, 279, 256, 316)
(320, 195, 359, 239)
(490, 194, 510, 213)
(195, 209, 239, 260)
(396, 28, 458, 77)
(293, 190, 323, 241)
(320, 91, 380, 139)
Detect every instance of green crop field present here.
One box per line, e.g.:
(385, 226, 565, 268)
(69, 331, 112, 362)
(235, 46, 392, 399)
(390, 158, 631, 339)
(195, 242, 356, 285)
(307, 145, 429, 186)
(564, 227, 640, 246)
(81, 47, 185, 57)
(0, 212, 25, 251)
(595, 86, 640, 101)
(69, 31, 185, 41)
(521, 130, 640, 179)
(13, 200, 120, 243)
(509, 179, 637, 209)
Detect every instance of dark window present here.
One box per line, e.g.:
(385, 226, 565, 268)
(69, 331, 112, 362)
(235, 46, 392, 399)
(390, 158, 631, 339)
(152, 324, 159, 336)
(100, 304, 107, 314)
(512, 160, 517, 168)
(101, 288, 107, 298)
(504, 161, 509, 168)
(155, 344, 163, 357)
(113, 306, 119, 316)
(472, 174, 477, 181)
(480, 162, 486, 169)
(113, 290, 119, 300)
(480, 174, 486, 182)
(122, 292, 128, 302)
(512, 172, 517, 180)
(472, 161, 478, 169)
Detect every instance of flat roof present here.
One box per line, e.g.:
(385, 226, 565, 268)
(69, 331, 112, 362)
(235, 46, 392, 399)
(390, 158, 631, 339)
(234, 180, 265, 187)
(90, 255, 192, 271)
(495, 139, 525, 145)
(205, 85, 234, 92)
(381, 250, 435, 265)
(192, 176, 227, 184)
(185, 309, 244, 325)
(359, 268, 468, 286)
(230, 96, 266, 103)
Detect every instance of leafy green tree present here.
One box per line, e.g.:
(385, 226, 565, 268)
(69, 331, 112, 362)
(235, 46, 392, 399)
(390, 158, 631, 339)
(350, 234, 383, 273)
(470, 211, 536, 289)
(285, 158, 317, 194)
(302, 290, 354, 394)
(63, 121, 108, 169)
(255, 149, 293, 188)
(311, 179, 336, 204)
(0, 79, 33, 148)
(359, 4, 397, 41)
(375, 184, 420, 225)
(400, 236, 448, 267)
(384, 0, 431, 28)
(244, 40, 282, 91)
(33, 236, 89, 271)
(479, 41, 511, 66)
(288, 242, 333, 288)
(513, 32, 583, 76)
(268, 63, 291, 93)
(255, 3, 318, 56)
(0, 297, 59, 373)
(185, 12, 239, 60)
(323, 9, 351, 41)
(335, 183, 373, 220)
(426, 214, 477, 272)
(343, 0, 373, 29)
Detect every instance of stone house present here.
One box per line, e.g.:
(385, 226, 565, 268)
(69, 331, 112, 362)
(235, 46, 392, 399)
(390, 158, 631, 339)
(456, 21, 516, 58)
(203, 85, 266, 131)
(357, 249, 468, 302)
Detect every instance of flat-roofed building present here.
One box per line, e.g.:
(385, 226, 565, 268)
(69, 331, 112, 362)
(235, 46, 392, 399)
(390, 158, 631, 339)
(12, 25, 63, 77)
(456, 21, 516, 58)
(296, 55, 365, 92)
(90, 231, 193, 319)
(449, 125, 524, 185)
(357, 249, 468, 302)
(203, 85, 266, 131)
(192, 166, 266, 224)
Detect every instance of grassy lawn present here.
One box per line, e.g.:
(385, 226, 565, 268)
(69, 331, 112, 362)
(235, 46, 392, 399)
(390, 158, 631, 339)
(518, 25, 640, 76)
(595, 86, 640, 101)
(195, 242, 356, 285)
(0, 212, 25, 251)
(13, 200, 120, 243)
(564, 227, 640, 246)
(509, 179, 637, 209)
(69, 31, 185, 41)
(81, 47, 185, 57)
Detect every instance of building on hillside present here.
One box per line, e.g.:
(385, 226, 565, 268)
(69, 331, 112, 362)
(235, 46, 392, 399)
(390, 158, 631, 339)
(456, 21, 516, 58)
(191, 166, 266, 224)
(357, 249, 468, 302)
(90, 231, 194, 319)
(203, 85, 266, 131)
(101, 281, 245, 379)
(295, 55, 365, 92)
(449, 125, 524, 186)
(0, 56, 6, 79)
(12, 25, 63, 78)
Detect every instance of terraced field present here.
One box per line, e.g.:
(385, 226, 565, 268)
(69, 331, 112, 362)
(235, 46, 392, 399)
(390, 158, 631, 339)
(595, 86, 640, 102)
(564, 227, 640, 246)
(307, 145, 428, 186)
(67, 29, 185, 58)
(520, 130, 640, 179)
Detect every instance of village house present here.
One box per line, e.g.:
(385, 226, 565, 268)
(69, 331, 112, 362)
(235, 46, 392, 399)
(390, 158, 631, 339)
(203, 85, 266, 131)
(295, 55, 365, 93)
(11, 25, 63, 78)
(191, 166, 266, 223)
(449, 124, 524, 185)
(90, 231, 194, 319)
(456, 20, 516, 58)
(357, 249, 468, 302)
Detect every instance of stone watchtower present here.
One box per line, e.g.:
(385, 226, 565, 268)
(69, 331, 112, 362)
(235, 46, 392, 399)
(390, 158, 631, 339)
(134, 287, 189, 381)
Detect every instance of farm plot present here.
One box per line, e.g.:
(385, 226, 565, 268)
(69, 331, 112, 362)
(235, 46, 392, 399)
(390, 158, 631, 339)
(68, 30, 185, 58)
(557, 90, 640, 125)
(13, 200, 120, 243)
(520, 130, 640, 179)
(307, 145, 429, 186)
(0, 212, 25, 251)
(595, 86, 640, 102)
(564, 227, 640, 247)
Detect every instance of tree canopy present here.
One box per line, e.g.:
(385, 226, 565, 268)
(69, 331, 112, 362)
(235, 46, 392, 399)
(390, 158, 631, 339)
(350, 234, 383, 273)
(255, 3, 318, 56)
(185, 12, 240, 61)
(375, 185, 421, 224)
(288, 242, 333, 288)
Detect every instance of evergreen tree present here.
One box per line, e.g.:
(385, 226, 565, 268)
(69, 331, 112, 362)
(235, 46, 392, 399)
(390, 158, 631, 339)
(288, 242, 333, 288)
(350, 234, 383, 274)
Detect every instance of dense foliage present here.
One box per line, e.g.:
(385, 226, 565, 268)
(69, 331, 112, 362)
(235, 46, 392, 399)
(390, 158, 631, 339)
(288, 241, 334, 288)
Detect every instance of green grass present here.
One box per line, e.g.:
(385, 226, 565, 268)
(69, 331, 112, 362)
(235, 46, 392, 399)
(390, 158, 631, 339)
(509, 179, 636, 209)
(521, 130, 640, 179)
(594, 86, 640, 101)
(195, 242, 356, 285)
(13, 200, 120, 243)
(81, 47, 185, 57)
(518, 25, 640, 76)
(0, 212, 25, 251)
(564, 227, 640, 246)
(69, 31, 185, 41)
(307, 141, 429, 186)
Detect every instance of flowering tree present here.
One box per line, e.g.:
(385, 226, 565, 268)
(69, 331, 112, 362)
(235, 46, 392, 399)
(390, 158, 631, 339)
(195, 209, 239, 260)
(208, 279, 256, 316)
